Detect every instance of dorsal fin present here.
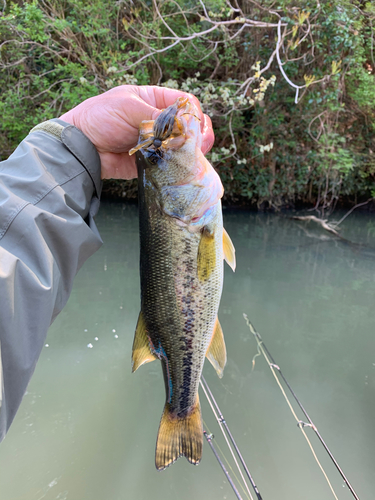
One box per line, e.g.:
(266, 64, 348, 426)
(206, 317, 227, 378)
(223, 227, 236, 271)
(132, 311, 157, 372)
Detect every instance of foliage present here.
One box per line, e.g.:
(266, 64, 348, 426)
(1, 0, 375, 210)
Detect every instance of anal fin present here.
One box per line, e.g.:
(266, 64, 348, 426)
(155, 396, 203, 471)
(206, 317, 227, 378)
(132, 311, 157, 372)
(223, 227, 236, 271)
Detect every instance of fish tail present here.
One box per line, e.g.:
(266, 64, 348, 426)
(155, 396, 203, 471)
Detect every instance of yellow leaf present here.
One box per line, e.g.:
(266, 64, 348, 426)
(303, 74, 316, 87)
(291, 38, 300, 50)
(122, 18, 131, 31)
(331, 60, 342, 75)
(298, 11, 310, 25)
(130, 7, 141, 18)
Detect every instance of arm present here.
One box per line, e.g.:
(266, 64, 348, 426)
(0, 84, 214, 442)
(0, 119, 102, 440)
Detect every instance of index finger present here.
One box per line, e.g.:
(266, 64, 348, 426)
(133, 85, 206, 132)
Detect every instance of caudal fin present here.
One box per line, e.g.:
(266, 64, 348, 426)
(155, 396, 203, 471)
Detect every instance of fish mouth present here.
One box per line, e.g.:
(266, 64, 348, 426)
(129, 97, 201, 157)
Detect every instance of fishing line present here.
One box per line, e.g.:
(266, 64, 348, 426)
(201, 377, 262, 500)
(244, 314, 361, 500)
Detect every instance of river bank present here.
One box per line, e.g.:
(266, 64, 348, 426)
(102, 179, 375, 213)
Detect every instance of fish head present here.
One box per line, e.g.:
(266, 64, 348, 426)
(130, 97, 223, 228)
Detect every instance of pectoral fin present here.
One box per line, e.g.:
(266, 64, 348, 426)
(223, 228, 236, 272)
(132, 311, 157, 372)
(197, 227, 216, 282)
(206, 318, 227, 378)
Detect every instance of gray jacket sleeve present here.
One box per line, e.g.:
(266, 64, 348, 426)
(0, 119, 103, 441)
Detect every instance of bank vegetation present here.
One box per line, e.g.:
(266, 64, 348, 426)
(1, 0, 375, 213)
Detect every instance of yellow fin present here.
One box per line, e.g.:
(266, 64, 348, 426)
(197, 227, 216, 282)
(223, 227, 236, 271)
(155, 396, 203, 471)
(132, 311, 156, 373)
(206, 318, 227, 378)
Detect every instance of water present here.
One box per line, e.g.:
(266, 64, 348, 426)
(1, 202, 374, 500)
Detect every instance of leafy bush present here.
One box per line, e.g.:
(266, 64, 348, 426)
(1, 0, 374, 210)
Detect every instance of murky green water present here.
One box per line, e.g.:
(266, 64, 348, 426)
(1, 202, 374, 500)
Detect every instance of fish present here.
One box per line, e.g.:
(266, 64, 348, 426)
(129, 96, 236, 471)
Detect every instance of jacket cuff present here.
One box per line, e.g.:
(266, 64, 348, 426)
(30, 119, 102, 198)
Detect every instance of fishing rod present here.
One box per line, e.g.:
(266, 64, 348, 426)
(243, 314, 361, 500)
(201, 376, 263, 500)
(203, 430, 243, 500)
(200, 377, 263, 500)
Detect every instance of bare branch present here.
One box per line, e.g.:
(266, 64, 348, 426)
(239, 49, 277, 97)
(245, 0, 282, 18)
(198, 0, 211, 21)
(225, 0, 241, 13)
(370, 18, 375, 69)
(151, 55, 163, 85)
(308, 111, 327, 142)
(332, 198, 374, 227)
(124, 39, 181, 70)
(0, 57, 28, 69)
(153, 0, 179, 38)
(275, 19, 328, 103)
(276, 21, 305, 103)
(21, 78, 73, 101)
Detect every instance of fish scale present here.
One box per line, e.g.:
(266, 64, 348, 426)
(140, 207, 223, 414)
(130, 97, 235, 470)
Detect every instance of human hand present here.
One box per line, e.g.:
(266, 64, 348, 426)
(60, 85, 215, 180)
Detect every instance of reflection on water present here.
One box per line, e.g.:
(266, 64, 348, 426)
(1, 202, 374, 500)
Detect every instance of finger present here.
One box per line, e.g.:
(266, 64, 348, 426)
(132, 86, 205, 129)
(105, 88, 160, 137)
(201, 114, 215, 155)
(100, 151, 138, 180)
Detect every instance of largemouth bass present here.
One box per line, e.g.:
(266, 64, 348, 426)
(129, 97, 235, 471)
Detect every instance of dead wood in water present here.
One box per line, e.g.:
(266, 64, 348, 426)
(291, 215, 340, 237)
(292, 198, 374, 239)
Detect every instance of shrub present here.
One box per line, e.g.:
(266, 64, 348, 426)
(1, 0, 374, 210)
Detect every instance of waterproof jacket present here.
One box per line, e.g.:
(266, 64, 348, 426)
(0, 119, 103, 441)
